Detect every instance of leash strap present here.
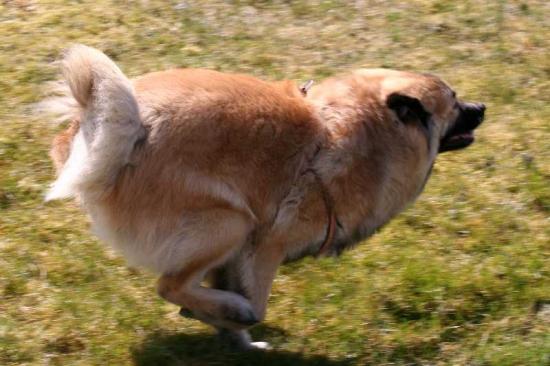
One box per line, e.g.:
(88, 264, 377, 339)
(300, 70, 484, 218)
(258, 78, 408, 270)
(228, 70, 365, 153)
(311, 171, 337, 257)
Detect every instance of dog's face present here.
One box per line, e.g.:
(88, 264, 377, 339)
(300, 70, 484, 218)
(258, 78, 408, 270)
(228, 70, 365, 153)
(379, 70, 485, 156)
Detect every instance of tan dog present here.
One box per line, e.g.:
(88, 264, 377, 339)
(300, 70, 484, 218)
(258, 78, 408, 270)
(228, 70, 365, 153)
(45, 45, 485, 349)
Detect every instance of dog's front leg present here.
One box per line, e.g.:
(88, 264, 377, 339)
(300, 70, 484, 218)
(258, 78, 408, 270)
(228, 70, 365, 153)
(208, 261, 255, 350)
(210, 242, 285, 350)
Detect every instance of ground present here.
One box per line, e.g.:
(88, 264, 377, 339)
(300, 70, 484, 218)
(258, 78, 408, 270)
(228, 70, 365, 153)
(0, 1, 549, 365)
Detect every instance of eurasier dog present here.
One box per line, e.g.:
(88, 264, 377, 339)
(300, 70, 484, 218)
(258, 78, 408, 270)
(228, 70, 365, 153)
(45, 45, 485, 349)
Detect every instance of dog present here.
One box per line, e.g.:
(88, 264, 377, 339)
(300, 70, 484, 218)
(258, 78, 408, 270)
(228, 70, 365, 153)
(44, 45, 485, 349)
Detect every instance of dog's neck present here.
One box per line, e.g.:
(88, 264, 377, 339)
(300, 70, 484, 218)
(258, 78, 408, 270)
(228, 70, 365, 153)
(304, 89, 433, 256)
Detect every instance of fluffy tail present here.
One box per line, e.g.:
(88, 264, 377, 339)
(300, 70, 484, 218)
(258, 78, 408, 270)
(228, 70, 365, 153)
(46, 45, 145, 201)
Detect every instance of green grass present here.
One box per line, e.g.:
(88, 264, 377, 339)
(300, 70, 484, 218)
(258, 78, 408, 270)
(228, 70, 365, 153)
(1, 0, 549, 365)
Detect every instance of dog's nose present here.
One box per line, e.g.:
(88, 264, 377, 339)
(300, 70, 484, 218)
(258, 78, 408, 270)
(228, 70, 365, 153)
(460, 102, 486, 128)
(466, 102, 486, 122)
(475, 103, 486, 118)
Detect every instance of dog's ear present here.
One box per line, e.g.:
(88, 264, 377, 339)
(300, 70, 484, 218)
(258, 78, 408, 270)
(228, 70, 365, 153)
(386, 93, 430, 127)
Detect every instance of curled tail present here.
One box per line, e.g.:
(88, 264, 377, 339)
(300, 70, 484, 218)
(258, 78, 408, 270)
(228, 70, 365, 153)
(46, 44, 145, 201)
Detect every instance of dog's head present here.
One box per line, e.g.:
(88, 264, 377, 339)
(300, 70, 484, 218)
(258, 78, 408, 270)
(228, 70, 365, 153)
(309, 69, 486, 204)
(380, 70, 486, 155)
(311, 69, 485, 162)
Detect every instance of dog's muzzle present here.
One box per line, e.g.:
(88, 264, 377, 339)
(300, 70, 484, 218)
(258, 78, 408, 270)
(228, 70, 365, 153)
(439, 102, 486, 153)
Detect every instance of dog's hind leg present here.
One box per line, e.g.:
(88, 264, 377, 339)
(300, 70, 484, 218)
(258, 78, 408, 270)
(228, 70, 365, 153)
(157, 208, 259, 330)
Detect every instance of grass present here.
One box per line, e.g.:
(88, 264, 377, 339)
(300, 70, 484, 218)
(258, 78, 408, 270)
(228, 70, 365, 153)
(0, 0, 549, 365)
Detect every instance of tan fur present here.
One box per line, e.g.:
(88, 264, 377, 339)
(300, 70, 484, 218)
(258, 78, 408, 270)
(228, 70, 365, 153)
(46, 45, 482, 349)
(50, 119, 79, 171)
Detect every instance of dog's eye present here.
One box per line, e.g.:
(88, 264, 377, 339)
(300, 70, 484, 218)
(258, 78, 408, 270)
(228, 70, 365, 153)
(451, 90, 457, 98)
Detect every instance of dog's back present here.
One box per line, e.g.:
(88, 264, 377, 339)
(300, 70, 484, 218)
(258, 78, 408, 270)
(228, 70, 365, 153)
(129, 68, 324, 215)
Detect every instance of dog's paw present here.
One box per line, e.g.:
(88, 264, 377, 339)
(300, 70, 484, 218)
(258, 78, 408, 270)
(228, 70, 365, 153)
(220, 302, 259, 327)
(249, 341, 272, 350)
(179, 299, 258, 329)
(217, 329, 271, 351)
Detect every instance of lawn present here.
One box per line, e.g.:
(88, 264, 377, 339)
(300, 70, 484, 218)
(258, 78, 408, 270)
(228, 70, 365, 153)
(0, 1, 548, 365)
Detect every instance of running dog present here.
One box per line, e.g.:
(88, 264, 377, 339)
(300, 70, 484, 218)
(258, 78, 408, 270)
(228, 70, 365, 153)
(45, 45, 485, 349)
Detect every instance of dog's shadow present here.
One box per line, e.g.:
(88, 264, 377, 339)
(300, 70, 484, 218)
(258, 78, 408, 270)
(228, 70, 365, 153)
(132, 325, 354, 366)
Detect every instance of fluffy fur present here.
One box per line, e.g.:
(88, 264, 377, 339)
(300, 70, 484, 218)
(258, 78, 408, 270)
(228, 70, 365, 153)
(45, 45, 484, 349)
(46, 45, 145, 201)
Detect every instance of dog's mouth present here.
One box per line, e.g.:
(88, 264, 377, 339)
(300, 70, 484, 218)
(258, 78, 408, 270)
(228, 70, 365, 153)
(439, 102, 485, 153)
(440, 131, 475, 152)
